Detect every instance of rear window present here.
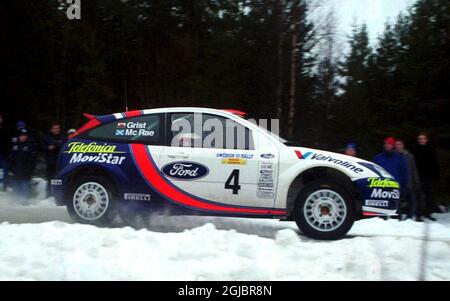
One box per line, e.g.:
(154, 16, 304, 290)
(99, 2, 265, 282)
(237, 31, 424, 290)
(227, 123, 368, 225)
(85, 114, 163, 144)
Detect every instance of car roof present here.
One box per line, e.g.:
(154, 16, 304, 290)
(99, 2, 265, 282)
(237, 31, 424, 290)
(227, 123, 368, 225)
(97, 107, 241, 121)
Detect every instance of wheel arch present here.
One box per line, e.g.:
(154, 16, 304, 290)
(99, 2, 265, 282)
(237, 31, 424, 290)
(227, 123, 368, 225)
(63, 165, 119, 199)
(285, 167, 361, 219)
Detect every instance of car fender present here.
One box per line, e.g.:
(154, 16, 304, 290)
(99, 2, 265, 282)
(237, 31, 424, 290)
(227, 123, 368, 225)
(274, 147, 379, 209)
(54, 162, 131, 203)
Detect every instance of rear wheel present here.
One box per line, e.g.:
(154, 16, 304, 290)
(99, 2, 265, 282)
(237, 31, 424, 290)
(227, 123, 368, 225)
(67, 176, 118, 226)
(294, 180, 355, 240)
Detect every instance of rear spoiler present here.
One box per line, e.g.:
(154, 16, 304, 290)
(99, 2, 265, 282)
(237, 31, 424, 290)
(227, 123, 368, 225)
(69, 113, 100, 139)
(83, 113, 97, 120)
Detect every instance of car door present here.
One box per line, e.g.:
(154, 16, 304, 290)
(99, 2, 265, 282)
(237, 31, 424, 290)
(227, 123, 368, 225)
(156, 111, 279, 208)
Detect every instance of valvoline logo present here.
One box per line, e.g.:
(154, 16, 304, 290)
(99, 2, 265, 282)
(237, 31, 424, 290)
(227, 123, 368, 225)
(162, 161, 209, 180)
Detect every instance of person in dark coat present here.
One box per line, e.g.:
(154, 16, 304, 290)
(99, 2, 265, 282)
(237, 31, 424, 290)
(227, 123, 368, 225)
(41, 123, 66, 187)
(412, 132, 440, 222)
(373, 137, 409, 192)
(0, 113, 12, 191)
(395, 139, 421, 220)
(9, 128, 36, 202)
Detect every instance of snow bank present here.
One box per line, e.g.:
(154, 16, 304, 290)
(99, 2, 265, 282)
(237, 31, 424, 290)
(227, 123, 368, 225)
(0, 219, 449, 281)
(0, 178, 449, 281)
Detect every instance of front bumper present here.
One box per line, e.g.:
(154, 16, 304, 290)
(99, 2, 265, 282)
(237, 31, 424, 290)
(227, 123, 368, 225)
(354, 177, 400, 217)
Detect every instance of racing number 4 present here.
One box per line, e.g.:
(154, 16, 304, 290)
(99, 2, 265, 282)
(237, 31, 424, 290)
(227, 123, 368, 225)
(225, 169, 241, 195)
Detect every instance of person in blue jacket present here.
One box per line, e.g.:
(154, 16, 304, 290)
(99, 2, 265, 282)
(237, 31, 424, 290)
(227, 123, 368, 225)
(373, 137, 409, 194)
(9, 128, 36, 202)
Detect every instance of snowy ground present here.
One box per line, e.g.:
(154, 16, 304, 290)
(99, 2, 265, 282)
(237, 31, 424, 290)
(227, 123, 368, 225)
(0, 179, 449, 281)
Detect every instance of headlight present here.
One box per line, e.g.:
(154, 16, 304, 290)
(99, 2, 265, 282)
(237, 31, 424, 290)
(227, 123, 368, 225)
(372, 164, 393, 178)
(358, 162, 393, 179)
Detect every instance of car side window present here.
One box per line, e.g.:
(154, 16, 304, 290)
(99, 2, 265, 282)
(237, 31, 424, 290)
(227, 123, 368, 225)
(86, 114, 163, 145)
(169, 113, 254, 150)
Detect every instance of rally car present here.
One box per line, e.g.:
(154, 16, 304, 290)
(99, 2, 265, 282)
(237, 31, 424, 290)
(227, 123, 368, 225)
(51, 107, 400, 240)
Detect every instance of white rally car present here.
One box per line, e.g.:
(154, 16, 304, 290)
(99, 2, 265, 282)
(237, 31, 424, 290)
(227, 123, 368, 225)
(52, 107, 400, 240)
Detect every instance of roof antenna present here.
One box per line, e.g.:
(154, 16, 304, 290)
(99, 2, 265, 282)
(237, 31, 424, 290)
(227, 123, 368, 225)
(124, 80, 129, 112)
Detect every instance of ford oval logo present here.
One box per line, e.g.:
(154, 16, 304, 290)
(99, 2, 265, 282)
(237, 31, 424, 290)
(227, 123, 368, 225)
(162, 161, 209, 180)
(261, 153, 275, 159)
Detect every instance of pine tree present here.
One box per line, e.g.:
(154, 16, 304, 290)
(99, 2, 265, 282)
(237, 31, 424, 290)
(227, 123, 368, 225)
(334, 24, 375, 156)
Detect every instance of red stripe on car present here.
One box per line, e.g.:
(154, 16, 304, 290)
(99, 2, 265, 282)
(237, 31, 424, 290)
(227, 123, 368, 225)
(363, 211, 381, 216)
(130, 143, 286, 215)
(124, 110, 142, 118)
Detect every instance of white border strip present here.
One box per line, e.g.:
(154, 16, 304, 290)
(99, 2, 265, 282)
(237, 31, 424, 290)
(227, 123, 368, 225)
(362, 206, 397, 216)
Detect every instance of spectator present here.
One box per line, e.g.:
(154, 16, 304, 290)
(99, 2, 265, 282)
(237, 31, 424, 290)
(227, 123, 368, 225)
(8, 128, 36, 202)
(412, 132, 439, 222)
(0, 113, 12, 191)
(344, 142, 357, 157)
(373, 137, 409, 195)
(395, 139, 421, 220)
(41, 123, 66, 192)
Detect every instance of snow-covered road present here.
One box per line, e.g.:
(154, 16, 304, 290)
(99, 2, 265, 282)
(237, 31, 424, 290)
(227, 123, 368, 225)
(0, 184, 449, 281)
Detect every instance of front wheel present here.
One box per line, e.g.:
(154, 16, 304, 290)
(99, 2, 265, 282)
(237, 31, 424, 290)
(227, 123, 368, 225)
(294, 180, 355, 240)
(66, 176, 118, 226)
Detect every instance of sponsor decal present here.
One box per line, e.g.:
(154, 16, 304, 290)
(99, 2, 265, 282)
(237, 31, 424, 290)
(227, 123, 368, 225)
(115, 122, 155, 137)
(64, 142, 124, 154)
(123, 121, 147, 129)
(50, 179, 62, 186)
(370, 188, 400, 200)
(295, 150, 313, 159)
(216, 153, 254, 159)
(69, 153, 126, 165)
(309, 153, 364, 174)
(221, 158, 247, 165)
(162, 161, 209, 180)
(367, 178, 400, 189)
(64, 142, 126, 165)
(260, 153, 275, 159)
(217, 153, 253, 165)
(257, 187, 274, 198)
(365, 200, 389, 207)
(257, 161, 275, 198)
(124, 193, 151, 201)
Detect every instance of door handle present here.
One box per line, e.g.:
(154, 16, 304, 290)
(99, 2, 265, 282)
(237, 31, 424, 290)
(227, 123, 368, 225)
(168, 152, 189, 159)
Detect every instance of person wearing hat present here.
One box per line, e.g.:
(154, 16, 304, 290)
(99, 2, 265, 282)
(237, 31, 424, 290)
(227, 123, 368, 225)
(8, 128, 36, 202)
(344, 142, 357, 157)
(373, 137, 409, 206)
(16, 120, 26, 130)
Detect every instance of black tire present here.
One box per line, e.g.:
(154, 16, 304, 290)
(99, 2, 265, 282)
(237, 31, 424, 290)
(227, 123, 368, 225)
(66, 175, 119, 226)
(294, 179, 355, 240)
